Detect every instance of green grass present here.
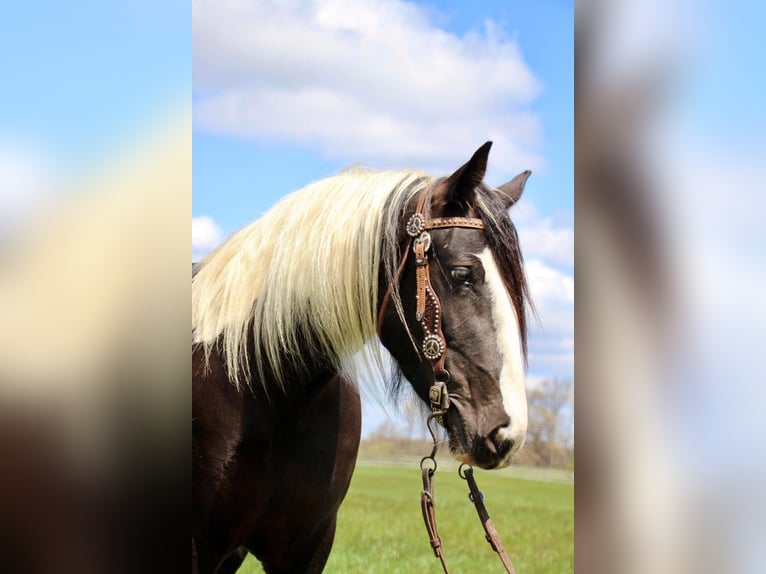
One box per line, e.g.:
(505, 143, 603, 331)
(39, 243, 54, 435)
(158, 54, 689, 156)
(239, 461, 573, 573)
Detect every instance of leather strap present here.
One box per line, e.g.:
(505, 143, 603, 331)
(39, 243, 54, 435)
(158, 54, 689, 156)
(421, 466, 450, 573)
(425, 217, 486, 231)
(461, 465, 517, 574)
(378, 186, 520, 573)
(376, 187, 484, 381)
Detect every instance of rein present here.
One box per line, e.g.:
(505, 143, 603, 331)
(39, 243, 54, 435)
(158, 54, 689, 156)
(376, 189, 517, 574)
(420, 396, 518, 574)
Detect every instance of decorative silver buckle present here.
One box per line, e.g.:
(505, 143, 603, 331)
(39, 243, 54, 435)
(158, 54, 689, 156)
(406, 213, 425, 237)
(422, 334, 444, 361)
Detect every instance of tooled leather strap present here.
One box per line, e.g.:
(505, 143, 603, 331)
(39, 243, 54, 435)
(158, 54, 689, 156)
(375, 216, 485, 340)
(376, 190, 428, 338)
(376, 188, 484, 381)
(425, 217, 486, 231)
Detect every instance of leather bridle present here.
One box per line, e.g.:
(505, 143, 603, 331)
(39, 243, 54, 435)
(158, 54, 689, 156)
(376, 187, 485, 416)
(375, 188, 518, 574)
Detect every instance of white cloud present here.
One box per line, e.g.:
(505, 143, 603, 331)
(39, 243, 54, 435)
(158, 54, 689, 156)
(521, 221, 574, 268)
(513, 199, 574, 268)
(527, 259, 574, 306)
(525, 258, 574, 378)
(193, 0, 544, 178)
(192, 216, 223, 260)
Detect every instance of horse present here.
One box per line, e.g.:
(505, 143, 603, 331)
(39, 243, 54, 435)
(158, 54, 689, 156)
(192, 142, 532, 574)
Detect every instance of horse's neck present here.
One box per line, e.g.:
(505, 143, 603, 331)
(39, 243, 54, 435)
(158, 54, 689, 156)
(193, 344, 338, 479)
(195, 342, 337, 415)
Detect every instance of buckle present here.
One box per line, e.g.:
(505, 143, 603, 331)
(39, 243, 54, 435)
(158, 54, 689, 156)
(412, 231, 432, 253)
(428, 380, 450, 412)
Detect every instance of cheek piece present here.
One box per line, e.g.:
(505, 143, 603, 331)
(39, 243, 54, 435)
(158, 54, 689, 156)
(376, 189, 484, 421)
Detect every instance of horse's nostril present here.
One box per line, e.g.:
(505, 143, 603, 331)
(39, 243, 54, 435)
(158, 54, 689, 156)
(473, 426, 515, 468)
(490, 427, 514, 458)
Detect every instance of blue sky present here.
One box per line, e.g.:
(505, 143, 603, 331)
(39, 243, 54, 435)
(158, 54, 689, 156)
(193, 0, 573, 232)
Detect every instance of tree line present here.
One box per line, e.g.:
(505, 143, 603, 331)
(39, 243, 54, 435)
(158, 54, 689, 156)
(362, 378, 574, 470)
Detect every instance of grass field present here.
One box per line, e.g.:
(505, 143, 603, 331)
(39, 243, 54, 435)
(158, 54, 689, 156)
(239, 459, 573, 573)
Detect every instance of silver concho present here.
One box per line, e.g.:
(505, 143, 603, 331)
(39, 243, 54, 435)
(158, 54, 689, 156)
(406, 213, 425, 237)
(422, 334, 445, 361)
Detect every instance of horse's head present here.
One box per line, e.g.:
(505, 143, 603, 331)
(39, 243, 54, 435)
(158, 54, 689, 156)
(378, 142, 530, 470)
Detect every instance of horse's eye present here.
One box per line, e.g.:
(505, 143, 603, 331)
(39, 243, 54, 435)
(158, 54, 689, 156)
(450, 267, 472, 284)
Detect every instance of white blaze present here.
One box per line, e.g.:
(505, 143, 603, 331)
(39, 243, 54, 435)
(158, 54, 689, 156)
(478, 248, 527, 453)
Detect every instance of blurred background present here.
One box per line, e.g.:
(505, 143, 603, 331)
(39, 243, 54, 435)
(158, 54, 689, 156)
(0, 1, 189, 572)
(576, 1, 766, 573)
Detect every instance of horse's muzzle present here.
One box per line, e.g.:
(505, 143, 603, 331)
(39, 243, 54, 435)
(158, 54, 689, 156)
(471, 425, 516, 469)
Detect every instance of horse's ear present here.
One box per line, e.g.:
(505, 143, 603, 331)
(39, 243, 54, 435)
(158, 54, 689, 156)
(435, 141, 493, 209)
(496, 170, 532, 208)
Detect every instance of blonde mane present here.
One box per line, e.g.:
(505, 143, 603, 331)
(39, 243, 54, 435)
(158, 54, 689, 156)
(192, 169, 434, 390)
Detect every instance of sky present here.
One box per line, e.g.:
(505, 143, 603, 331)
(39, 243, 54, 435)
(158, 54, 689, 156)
(191, 0, 574, 434)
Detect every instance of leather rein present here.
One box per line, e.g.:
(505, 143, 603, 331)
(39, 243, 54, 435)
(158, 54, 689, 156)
(376, 189, 517, 574)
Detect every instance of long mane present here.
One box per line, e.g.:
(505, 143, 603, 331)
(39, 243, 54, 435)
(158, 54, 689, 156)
(192, 169, 434, 390)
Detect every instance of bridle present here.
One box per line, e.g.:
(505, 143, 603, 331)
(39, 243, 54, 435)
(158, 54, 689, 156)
(376, 187, 518, 574)
(376, 187, 485, 412)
